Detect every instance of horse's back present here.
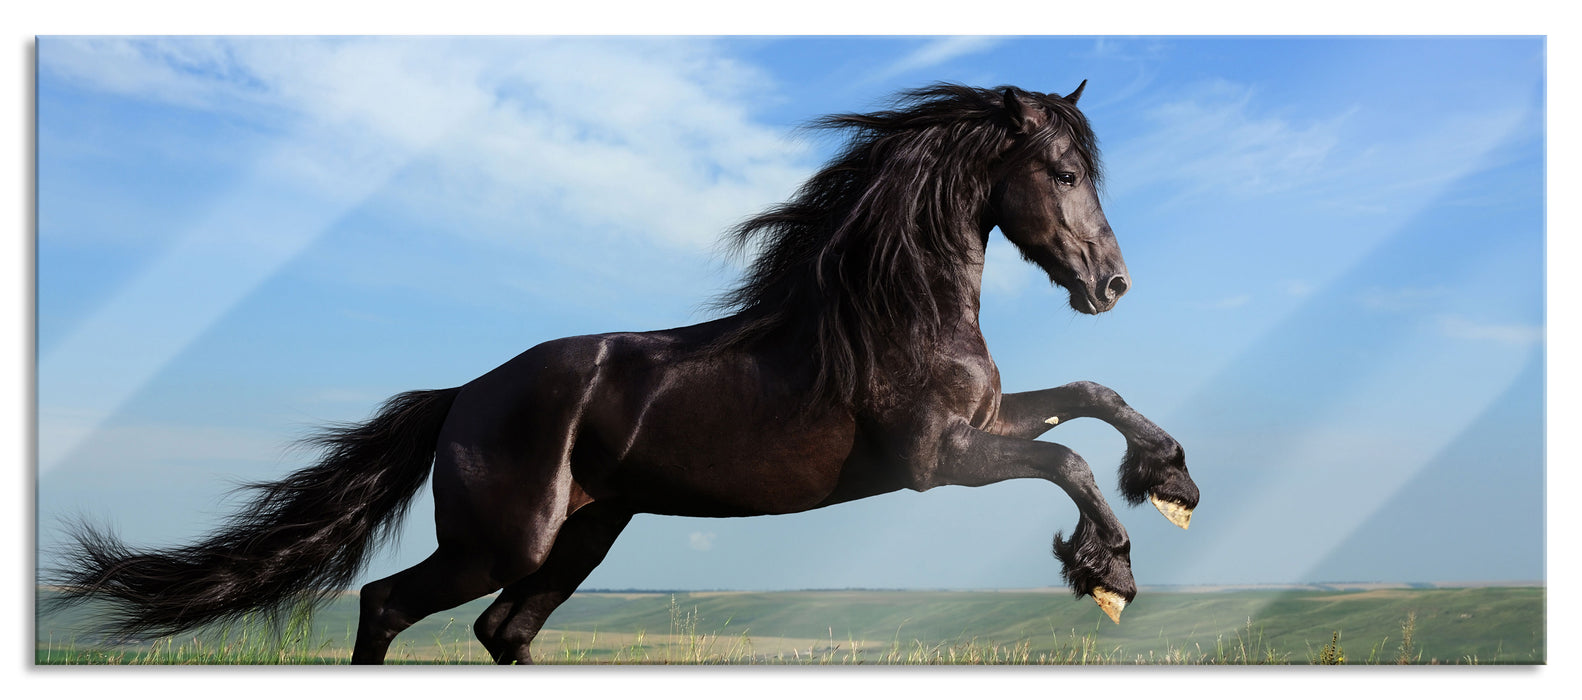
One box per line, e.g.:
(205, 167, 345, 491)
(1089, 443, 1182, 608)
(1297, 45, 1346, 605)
(441, 323, 864, 518)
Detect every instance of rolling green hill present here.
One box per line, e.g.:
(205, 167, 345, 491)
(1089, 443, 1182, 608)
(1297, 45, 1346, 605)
(36, 585, 1544, 664)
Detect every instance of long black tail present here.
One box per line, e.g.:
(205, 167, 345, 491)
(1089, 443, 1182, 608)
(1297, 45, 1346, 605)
(45, 387, 461, 641)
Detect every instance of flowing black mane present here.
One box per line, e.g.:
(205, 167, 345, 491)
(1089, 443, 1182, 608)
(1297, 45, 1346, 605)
(712, 83, 1102, 408)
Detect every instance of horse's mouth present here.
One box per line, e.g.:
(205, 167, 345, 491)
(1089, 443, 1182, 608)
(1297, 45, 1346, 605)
(1063, 285, 1115, 315)
(1043, 264, 1113, 315)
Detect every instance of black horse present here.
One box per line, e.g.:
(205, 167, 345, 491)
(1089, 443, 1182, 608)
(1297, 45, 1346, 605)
(49, 83, 1198, 665)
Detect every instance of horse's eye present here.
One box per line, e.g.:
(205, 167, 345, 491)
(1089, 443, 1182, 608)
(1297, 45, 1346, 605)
(1054, 171, 1077, 186)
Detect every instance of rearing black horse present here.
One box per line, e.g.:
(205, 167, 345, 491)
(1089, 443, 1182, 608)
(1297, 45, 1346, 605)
(50, 83, 1198, 665)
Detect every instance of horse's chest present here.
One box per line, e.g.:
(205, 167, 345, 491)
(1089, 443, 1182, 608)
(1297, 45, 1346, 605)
(933, 347, 1002, 430)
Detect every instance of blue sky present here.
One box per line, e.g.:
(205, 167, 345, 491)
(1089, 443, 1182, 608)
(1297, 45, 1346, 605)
(35, 36, 1546, 592)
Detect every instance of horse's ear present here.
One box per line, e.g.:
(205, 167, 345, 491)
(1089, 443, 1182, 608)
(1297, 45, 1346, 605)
(1065, 79, 1087, 104)
(1003, 88, 1031, 133)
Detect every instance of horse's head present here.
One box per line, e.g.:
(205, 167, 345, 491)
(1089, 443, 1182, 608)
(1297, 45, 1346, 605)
(990, 83, 1128, 315)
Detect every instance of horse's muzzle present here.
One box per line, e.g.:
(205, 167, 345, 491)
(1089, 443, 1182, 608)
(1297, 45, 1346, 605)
(1069, 272, 1129, 314)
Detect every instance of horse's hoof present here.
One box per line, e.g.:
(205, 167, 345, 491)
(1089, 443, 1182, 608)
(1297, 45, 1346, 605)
(1149, 492, 1193, 530)
(1092, 586, 1126, 624)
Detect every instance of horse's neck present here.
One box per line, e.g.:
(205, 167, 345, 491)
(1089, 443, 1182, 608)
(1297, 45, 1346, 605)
(945, 225, 990, 328)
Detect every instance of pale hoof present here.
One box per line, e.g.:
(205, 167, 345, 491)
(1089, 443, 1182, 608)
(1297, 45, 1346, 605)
(1092, 586, 1126, 624)
(1150, 492, 1193, 530)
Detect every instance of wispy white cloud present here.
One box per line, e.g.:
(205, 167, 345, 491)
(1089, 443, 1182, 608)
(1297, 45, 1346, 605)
(39, 414, 285, 481)
(1437, 314, 1543, 345)
(42, 37, 813, 251)
(43, 36, 272, 112)
(1354, 291, 1540, 345)
(688, 531, 717, 551)
(1070, 39, 1166, 110)
(866, 36, 1004, 84)
(1080, 38, 1169, 62)
(1357, 286, 1449, 312)
(1197, 294, 1252, 310)
(1139, 76, 1539, 430)
(37, 37, 817, 473)
(1105, 78, 1531, 218)
(1107, 81, 1351, 202)
(1283, 280, 1315, 298)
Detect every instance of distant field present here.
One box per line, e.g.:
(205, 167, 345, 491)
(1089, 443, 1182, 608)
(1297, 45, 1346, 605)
(36, 585, 1544, 665)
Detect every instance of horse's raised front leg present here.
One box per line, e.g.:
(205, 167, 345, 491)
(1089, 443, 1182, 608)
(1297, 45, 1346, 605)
(994, 381, 1198, 529)
(924, 422, 1135, 622)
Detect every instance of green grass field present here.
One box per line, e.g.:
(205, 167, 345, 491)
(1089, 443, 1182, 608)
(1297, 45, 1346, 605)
(35, 585, 1544, 665)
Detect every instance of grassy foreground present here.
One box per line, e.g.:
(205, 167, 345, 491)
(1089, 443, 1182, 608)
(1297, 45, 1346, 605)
(36, 585, 1544, 665)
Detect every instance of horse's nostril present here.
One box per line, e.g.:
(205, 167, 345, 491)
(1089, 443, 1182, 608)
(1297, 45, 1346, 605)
(1105, 275, 1130, 300)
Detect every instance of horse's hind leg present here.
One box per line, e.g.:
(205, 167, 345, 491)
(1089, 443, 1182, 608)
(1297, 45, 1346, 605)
(474, 502, 633, 665)
(351, 546, 512, 664)
(352, 439, 581, 664)
(994, 381, 1199, 528)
